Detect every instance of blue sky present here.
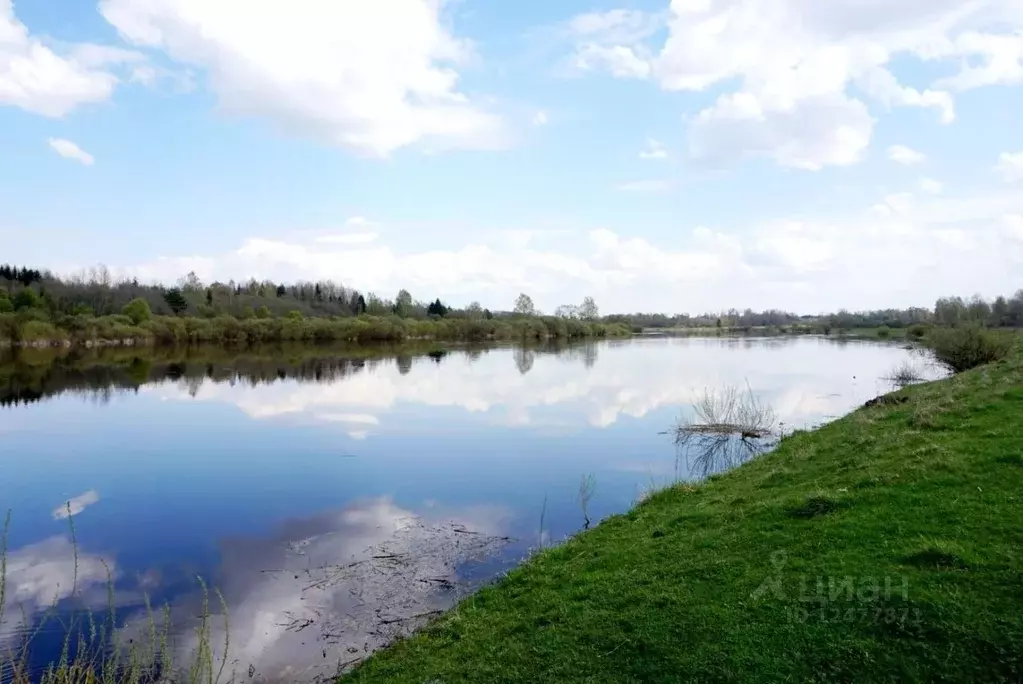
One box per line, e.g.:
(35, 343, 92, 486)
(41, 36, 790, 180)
(2, 0, 1022, 314)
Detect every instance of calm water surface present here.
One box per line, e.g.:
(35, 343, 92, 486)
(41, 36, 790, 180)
(0, 337, 939, 681)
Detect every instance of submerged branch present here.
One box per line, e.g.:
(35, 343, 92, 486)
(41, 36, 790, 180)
(673, 384, 777, 445)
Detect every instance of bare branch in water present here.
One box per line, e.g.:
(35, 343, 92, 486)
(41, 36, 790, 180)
(673, 385, 777, 445)
(671, 385, 778, 480)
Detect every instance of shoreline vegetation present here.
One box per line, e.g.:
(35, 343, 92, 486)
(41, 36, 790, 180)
(345, 335, 1023, 683)
(2, 263, 1022, 349)
(0, 312, 632, 348)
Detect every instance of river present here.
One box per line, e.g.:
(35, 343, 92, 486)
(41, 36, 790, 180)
(0, 336, 941, 682)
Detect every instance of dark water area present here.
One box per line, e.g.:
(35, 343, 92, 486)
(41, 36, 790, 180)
(0, 337, 942, 681)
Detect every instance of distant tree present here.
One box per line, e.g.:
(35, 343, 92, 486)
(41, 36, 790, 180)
(555, 304, 579, 319)
(484, 308, 493, 320)
(394, 289, 414, 317)
(352, 294, 366, 316)
(315, 283, 323, 301)
(163, 288, 189, 315)
(992, 296, 1009, 327)
(12, 288, 41, 311)
(514, 293, 536, 316)
(276, 284, 287, 298)
(206, 288, 213, 307)
(966, 295, 991, 324)
(256, 305, 271, 319)
(287, 310, 304, 320)
(240, 305, 255, 319)
(427, 298, 449, 317)
(579, 296, 599, 321)
(180, 271, 203, 292)
(466, 301, 483, 320)
(716, 317, 723, 329)
(0, 292, 12, 313)
(121, 298, 152, 325)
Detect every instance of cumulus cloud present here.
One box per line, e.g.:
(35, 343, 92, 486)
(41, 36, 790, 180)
(48, 138, 95, 166)
(532, 110, 549, 126)
(565, 0, 1022, 169)
(568, 9, 662, 79)
(98, 0, 507, 156)
(0, 1, 129, 116)
(53, 490, 100, 519)
(889, 144, 927, 166)
(113, 184, 1023, 315)
(639, 138, 667, 159)
(996, 151, 1023, 182)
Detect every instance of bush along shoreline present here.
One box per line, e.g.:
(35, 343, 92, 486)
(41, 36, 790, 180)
(344, 334, 1023, 683)
(0, 310, 632, 348)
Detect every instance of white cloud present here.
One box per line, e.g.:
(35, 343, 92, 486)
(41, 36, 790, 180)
(48, 138, 95, 166)
(53, 490, 100, 519)
(639, 138, 667, 159)
(919, 177, 943, 195)
(566, 1, 1022, 169)
(574, 44, 652, 79)
(99, 0, 507, 157)
(935, 31, 1023, 91)
(319, 413, 379, 425)
(996, 151, 1023, 182)
(688, 92, 872, 170)
(0, 1, 126, 116)
(116, 185, 1023, 315)
(888, 144, 926, 166)
(532, 110, 549, 126)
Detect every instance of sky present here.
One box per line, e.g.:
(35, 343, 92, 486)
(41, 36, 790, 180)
(1, 0, 1022, 315)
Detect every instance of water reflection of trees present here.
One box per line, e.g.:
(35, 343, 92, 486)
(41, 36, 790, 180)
(0, 340, 605, 406)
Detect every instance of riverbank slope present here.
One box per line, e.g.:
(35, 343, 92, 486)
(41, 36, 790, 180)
(348, 341, 1023, 682)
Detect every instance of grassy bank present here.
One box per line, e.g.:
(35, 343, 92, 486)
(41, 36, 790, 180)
(0, 312, 630, 348)
(349, 340, 1023, 682)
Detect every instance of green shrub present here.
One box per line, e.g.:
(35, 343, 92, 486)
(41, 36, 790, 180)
(12, 288, 41, 311)
(928, 326, 1012, 372)
(256, 305, 271, 319)
(121, 298, 153, 325)
(907, 323, 930, 340)
(19, 320, 65, 343)
(876, 325, 891, 339)
(0, 293, 12, 313)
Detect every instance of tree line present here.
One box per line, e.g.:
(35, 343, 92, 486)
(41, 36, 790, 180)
(0, 262, 1019, 343)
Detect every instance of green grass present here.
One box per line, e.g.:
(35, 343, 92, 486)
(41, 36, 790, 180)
(348, 338, 1023, 683)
